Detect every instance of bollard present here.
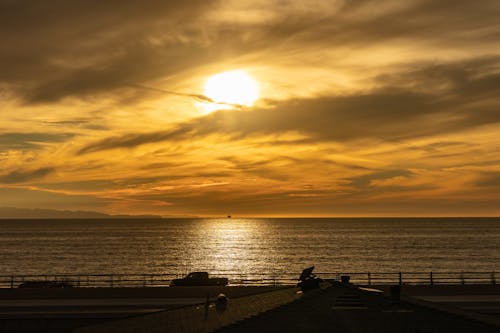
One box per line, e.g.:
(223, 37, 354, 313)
(216, 293, 228, 313)
(461, 273, 465, 285)
(398, 272, 402, 286)
(430, 272, 433, 285)
(492, 272, 496, 285)
(368, 272, 371, 286)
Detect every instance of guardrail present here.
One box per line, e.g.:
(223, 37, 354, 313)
(0, 271, 496, 288)
(320, 271, 497, 286)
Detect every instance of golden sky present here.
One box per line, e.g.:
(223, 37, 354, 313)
(1, 0, 500, 217)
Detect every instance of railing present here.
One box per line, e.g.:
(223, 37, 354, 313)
(0, 271, 496, 288)
(319, 271, 497, 286)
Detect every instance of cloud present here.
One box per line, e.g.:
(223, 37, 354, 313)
(0, 187, 106, 211)
(0, 167, 55, 184)
(346, 169, 414, 189)
(2, 0, 500, 104)
(0, 133, 74, 150)
(263, 0, 500, 57)
(218, 156, 298, 181)
(77, 90, 433, 153)
(77, 56, 500, 154)
(475, 172, 500, 188)
(0, 0, 217, 103)
(77, 127, 193, 154)
(2, 0, 500, 217)
(128, 84, 244, 108)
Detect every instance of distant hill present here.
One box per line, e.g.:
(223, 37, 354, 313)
(0, 207, 162, 219)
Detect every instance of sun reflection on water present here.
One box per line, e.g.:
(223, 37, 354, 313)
(188, 218, 271, 277)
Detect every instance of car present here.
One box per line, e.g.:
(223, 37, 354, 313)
(169, 272, 229, 286)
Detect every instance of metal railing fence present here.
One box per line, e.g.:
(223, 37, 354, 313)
(0, 271, 496, 288)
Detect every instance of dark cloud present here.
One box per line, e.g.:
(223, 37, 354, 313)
(0, 167, 54, 184)
(475, 172, 500, 188)
(345, 169, 414, 189)
(417, 141, 473, 152)
(140, 162, 181, 171)
(0, 132, 74, 150)
(282, 0, 500, 50)
(77, 127, 193, 154)
(378, 56, 500, 102)
(20, 45, 222, 104)
(2, 0, 500, 104)
(41, 119, 109, 131)
(0, 0, 218, 103)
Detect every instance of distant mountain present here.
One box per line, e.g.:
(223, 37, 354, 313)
(0, 207, 162, 219)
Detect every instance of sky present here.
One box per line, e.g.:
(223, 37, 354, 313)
(1, 0, 500, 217)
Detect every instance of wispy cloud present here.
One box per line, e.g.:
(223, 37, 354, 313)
(0, 167, 55, 184)
(0, 133, 74, 150)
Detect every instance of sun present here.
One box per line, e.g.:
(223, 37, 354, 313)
(203, 70, 259, 110)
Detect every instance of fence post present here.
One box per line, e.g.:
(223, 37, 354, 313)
(399, 272, 402, 285)
(430, 272, 433, 285)
(460, 273, 465, 285)
(368, 272, 371, 286)
(491, 272, 496, 285)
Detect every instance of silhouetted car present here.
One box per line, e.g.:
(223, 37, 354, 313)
(18, 281, 73, 288)
(170, 272, 228, 286)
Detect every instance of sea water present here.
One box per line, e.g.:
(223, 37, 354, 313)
(0, 218, 498, 279)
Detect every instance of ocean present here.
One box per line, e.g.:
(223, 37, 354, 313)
(0, 218, 498, 281)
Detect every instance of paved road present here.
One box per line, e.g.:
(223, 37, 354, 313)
(0, 297, 208, 320)
(415, 295, 500, 317)
(0, 297, 206, 307)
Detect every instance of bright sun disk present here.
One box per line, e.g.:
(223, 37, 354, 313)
(203, 70, 259, 110)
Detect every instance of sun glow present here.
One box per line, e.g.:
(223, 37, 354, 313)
(202, 70, 259, 112)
